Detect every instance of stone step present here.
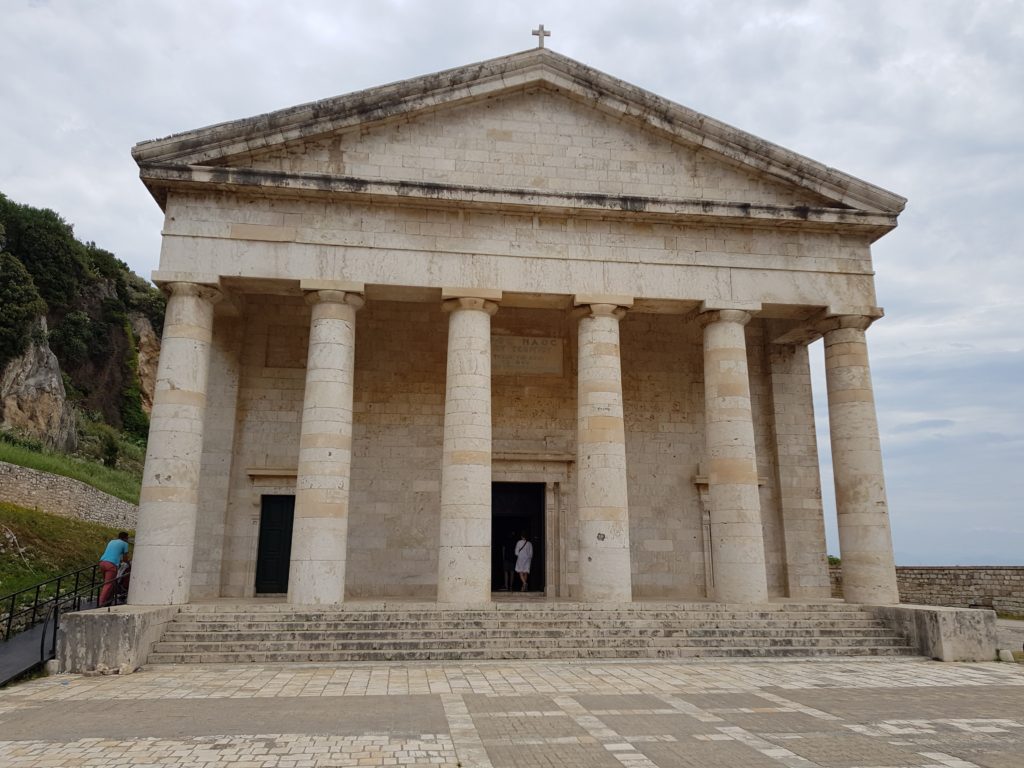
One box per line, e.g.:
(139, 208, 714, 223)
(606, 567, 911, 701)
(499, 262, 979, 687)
(165, 622, 888, 634)
(176, 606, 872, 618)
(147, 644, 920, 664)
(151, 634, 910, 654)
(177, 610, 880, 624)
(159, 626, 902, 643)
(150, 603, 915, 665)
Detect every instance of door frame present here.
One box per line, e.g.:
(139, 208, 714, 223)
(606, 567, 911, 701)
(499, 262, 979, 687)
(254, 493, 295, 595)
(492, 457, 571, 597)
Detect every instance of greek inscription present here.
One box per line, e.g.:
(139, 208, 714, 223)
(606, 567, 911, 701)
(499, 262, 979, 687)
(492, 335, 563, 375)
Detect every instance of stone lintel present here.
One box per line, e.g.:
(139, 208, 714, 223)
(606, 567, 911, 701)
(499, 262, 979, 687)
(826, 305, 884, 321)
(770, 306, 884, 345)
(151, 271, 220, 288)
(699, 300, 762, 314)
(441, 287, 503, 302)
(299, 279, 366, 294)
(573, 294, 634, 309)
(246, 467, 299, 478)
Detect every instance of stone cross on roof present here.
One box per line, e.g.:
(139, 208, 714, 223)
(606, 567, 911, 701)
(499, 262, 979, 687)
(532, 24, 551, 49)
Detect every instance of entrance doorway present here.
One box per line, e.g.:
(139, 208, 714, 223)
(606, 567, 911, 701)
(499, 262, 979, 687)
(492, 482, 545, 592)
(255, 494, 294, 594)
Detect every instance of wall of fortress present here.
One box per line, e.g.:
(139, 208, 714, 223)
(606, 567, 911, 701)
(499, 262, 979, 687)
(830, 564, 1024, 614)
(0, 460, 137, 530)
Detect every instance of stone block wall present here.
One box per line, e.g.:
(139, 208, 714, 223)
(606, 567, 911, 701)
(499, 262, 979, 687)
(0, 460, 137, 529)
(830, 564, 1024, 613)
(241, 90, 832, 208)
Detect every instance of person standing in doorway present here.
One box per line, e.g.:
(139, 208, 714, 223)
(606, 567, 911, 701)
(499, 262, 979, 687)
(501, 532, 516, 591)
(98, 532, 130, 607)
(514, 532, 533, 592)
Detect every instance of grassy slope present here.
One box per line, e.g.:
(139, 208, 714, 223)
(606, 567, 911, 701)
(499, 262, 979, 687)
(0, 441, 140, 504)
(0, 503, 130, 597)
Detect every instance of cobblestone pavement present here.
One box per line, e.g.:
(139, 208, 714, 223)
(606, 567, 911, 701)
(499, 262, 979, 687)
(1, 658, 1022, 767)
(997, 619, 1024, 654)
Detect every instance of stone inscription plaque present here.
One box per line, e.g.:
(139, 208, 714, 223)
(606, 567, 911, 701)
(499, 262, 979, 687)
(492, 335, 563, 376)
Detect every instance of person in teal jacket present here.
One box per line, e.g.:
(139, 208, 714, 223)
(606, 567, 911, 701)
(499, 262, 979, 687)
(98, 532, 130, 607)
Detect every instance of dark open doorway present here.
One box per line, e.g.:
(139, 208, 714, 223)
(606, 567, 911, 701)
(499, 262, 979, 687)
(255, 494, 294, 594)
(492, 482, 545, 592)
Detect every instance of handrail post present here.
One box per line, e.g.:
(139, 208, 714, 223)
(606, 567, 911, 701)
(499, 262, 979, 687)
(51, 600, 61, 661)
(4, 593, 13, 641)
(30, 584, 41, 626)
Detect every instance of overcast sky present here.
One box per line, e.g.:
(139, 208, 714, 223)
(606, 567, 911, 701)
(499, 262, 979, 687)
(2, 0, 1021, 565)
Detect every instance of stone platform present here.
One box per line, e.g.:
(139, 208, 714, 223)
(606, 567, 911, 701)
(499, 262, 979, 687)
(148, 601, 917, 664)
(2, 657, 1022, 767)
(58, 601, 998, 673)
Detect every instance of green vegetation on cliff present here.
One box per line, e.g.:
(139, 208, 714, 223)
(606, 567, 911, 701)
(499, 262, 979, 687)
(0, 247, 47, 370)
(0, 192, 164, 441)
(0, 432, 141, 504)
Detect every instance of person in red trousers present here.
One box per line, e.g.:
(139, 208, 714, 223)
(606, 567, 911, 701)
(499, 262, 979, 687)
(98, 532, 130, 607)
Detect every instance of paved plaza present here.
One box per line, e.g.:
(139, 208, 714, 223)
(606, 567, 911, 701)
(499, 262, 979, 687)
(1, 657, 1022, 767)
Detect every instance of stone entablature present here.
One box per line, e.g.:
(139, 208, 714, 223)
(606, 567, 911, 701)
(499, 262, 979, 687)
(0, 461, 137, 529)
(127, 48, 906, 608)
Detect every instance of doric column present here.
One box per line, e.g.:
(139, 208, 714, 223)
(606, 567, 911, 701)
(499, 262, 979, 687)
(820, 315, 899, 604)
(288, 287, 364, 605)
(700, 309, 768, 603)
(575, 296, 633, 602)
(130, 282, 221, 605)
(767, 340, 830, 598)
(437, 291, 499, 603)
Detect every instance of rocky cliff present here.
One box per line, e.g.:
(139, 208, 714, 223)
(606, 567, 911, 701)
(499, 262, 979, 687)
(0, 317, 77, 451)
(0, 191, 164, 451)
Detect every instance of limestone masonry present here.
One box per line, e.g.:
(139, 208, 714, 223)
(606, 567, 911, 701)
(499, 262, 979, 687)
(0, 461, 137, 529)
(127, 48, 908, 608)
(832, 565, 1024, 614)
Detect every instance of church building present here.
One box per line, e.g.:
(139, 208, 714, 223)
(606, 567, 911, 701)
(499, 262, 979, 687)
(128, 46, 905, 609)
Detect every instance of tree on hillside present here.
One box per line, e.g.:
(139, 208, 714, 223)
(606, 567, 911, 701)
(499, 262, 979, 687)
(0, 193, 86, 315)
(0, 248, 47, 371)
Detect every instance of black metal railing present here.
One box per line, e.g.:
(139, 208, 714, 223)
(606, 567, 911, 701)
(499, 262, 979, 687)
(1, 564, 104, 642)
(1, 564, 129, 685)
(37, 576, 114, 667)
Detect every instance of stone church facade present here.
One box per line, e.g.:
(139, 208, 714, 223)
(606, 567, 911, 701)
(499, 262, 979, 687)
(128, 48, 905, 608)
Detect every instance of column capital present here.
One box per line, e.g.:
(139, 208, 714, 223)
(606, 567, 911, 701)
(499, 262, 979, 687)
(441, 287, 502, 301)
(442, 297, 498, 315)
(574, 294, 632, 320)
(576, 302, 627, 320)
(164, 281, 223, 305)
(817, 314, 877, 334)
(698, 308, 751, 328)
(304, 289, 364, 310)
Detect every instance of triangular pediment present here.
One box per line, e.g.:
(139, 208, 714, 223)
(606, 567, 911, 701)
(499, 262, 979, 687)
(134, 48, 905, 218)
(228, 87, 835, 209)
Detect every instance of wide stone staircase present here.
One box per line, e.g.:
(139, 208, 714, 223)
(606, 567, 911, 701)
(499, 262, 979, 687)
(147, 601, 918, 664)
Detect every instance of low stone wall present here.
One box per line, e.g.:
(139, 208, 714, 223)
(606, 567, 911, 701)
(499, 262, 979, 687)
(831, 564, 1024, 614)
(0, 460, 137, 529)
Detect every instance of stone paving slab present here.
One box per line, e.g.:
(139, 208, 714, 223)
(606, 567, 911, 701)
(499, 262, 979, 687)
(0, 657, 1021, 767)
